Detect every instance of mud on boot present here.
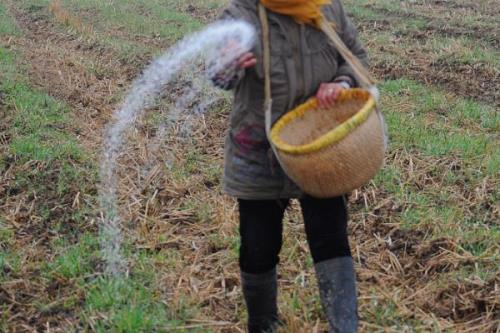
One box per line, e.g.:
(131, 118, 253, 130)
(241, 268, 281, 333)
(315, 256, 358, 333)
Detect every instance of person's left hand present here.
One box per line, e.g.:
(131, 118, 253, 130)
(316, 83, 345, 109)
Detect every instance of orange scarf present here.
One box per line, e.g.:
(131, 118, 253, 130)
(260, 0, 329, 29)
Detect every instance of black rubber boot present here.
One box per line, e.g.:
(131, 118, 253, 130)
(315, 257, 358, 333)
(241, 268, 280, 333)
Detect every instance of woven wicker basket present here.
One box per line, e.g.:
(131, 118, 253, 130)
(270, 89, 385, 198)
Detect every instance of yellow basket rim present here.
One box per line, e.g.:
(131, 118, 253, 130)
(270, 88, 376, 155)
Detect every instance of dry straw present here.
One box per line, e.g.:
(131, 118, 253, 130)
(48, 0, 94, 37)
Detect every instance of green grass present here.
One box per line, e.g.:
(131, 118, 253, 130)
(345, 0, 500, 33)
(8, 86, 82, 162)
(0, 47, 96, 228)
(364, 79, 500, 274)
(376, 79, 500, 217)
(1, 35, 97, 293)
(84, 277, 171, 332)
(382, 78, 497, 164)
(345, 1, 499, 70)
(0, 1, 19, 35)
(43, 233, 99, 279)
(0, 250, 21, 283)
(69, 0, 203, 38)
(0, 50, 182, 329)
(372, 78, 498, 257)
(429, 37, 500, 67)
(17, 0, 215, 58)
(0, 47, 82, 162)
(81, 245, 208, 332)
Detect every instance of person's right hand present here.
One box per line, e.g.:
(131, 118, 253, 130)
(218, 38, 256, 71)
(211, 45, 256, 89)
(210, 40, 256, 89)
(235, 52, 257, 69)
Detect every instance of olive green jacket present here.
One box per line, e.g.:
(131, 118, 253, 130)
(221, 0, 368, 199)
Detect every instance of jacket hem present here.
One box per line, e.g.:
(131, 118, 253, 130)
(223, 187, 304, 200)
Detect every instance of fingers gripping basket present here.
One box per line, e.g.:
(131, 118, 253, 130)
(270, 89, 385, 198)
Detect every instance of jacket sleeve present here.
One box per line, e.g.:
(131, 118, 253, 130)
(332, 0, 369, 87)
(210, 2, 248, 90)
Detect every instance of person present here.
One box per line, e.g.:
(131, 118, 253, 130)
(212, 0, 369, 332)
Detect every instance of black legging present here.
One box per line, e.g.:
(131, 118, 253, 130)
(238, 196, 351, 274)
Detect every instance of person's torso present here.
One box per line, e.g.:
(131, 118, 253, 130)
(223, 0, 346, 199)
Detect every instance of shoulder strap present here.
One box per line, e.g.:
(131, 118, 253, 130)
(319, 21, 374, 88)
(258, 4, 273, 138)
